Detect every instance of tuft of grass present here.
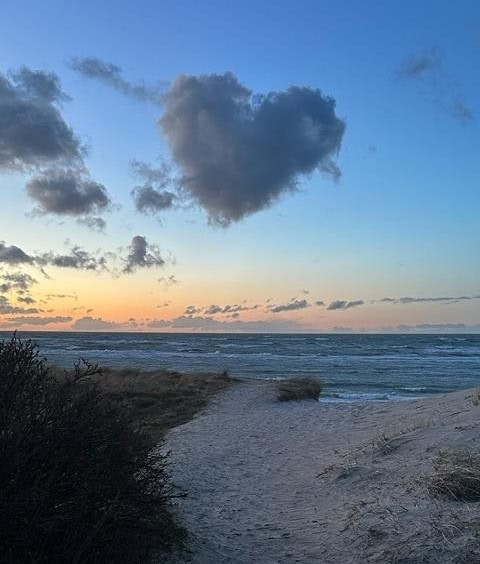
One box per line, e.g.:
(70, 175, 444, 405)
(427, 449, 480, 502)
(277, 377, 322, 402)
(0, 333, 186, 564)
(471, 389, 480, 406)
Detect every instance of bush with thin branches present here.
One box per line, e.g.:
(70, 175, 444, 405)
(0, 334, 184, 564)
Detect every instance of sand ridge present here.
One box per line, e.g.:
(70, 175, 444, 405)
(165, 381, 480, 563)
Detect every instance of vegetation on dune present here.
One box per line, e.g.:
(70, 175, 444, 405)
(427, 449, 480, 502)
(277, 377, 322, 402)
(91, 367, 237, 441)
(0, 334, 186, 564)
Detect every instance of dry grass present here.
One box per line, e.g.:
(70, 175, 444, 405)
(277, 377, 322, 402)
(427, 449, 480, 502)
(83, 367, 238, 441)
(471, 389, 480, 407)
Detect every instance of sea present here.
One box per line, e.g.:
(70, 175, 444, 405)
(2, 332, 480, 402)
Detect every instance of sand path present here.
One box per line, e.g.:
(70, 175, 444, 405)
(165, 381, 480, 563)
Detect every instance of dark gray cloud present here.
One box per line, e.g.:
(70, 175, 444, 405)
(184, 305, 201, 315)
(315, 300, 325, 307)
(160, 72, 345, 224)
(204, 304, 223, 315)
(26, 168, 110, 216)
(327, 299, 364, 311)
(221, 304, 257, 314)
(0, 315, 72, 327)
(0, 295, 39, 315)
(0, 238, 170, 277)
(398, 50, 474, 124)
(123, 235, 166, 273)
(130, 160, 177, 214)
(0, 272, 37, 291)
(17, 296, 35, 304)
(70, 57, 164, 105)
(0, 66, 83, 170)
(38, 245, 107, 271)
(187, 303, 257, 316)
(133, 186, 176, 214)
(0, 242, 34, 265)
(269, 299, 310, 313)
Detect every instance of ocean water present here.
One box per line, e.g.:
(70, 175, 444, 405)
(2, 332, 480, 401)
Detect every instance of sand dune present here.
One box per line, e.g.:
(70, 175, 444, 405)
(165, 381, 480, 563)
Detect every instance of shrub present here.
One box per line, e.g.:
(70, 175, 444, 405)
(277, 377, 322, 402)
(427, 449, 480, 502)
(0, 334, 184, 564)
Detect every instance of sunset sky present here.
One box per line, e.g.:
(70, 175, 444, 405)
(0, 0, 479, 332)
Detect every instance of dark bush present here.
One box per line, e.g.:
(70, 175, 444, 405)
(0, 334, 184, 564)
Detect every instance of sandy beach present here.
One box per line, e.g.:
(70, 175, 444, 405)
(165, 381, 480, 563)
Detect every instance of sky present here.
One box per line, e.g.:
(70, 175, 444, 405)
(0, 0, 479, 333)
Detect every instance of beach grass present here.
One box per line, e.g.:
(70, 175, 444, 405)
(88, 367, 238, 440)
(427, 449, 480, 502)
(277, 376, 322, 402)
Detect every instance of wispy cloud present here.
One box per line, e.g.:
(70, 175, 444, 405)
(398, 49, 474, 124)
(130, 160, 177, 215)
(399, 49, 441, 79)
(70, 57, 164, 105)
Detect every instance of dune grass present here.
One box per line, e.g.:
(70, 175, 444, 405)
(277, 377, 322, 402)
(427, 449, 480, 502)
(87, 367, 238, 441)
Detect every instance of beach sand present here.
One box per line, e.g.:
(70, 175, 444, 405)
(165, 380, 480, 563)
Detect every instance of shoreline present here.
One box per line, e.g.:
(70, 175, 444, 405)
(165, 380, 480, 563)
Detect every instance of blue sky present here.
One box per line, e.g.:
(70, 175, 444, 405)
(0, 0, 479, 332)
